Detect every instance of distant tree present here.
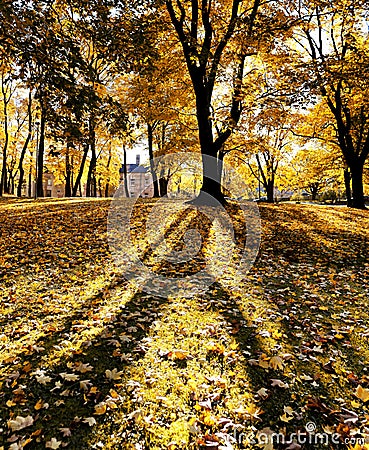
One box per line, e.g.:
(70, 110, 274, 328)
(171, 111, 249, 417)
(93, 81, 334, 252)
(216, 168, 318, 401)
(0, 61, 16, 196)
(292, 0, 369, 208)
(241, 102, 296, 202)
(292, 145, 342, 201)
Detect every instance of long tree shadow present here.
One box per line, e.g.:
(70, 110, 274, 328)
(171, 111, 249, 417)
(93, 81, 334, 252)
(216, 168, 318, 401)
(1, 201, 368, 449)
(205, 282, 365, 450)
(0, 290, 165, 449)
(0, 201, 218, 449)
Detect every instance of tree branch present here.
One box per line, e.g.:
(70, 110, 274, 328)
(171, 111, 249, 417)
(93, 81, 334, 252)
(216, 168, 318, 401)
(207, 0, 243, 95)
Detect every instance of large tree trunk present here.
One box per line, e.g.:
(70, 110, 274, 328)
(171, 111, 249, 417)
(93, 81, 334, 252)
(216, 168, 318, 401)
(191, 89, 225, 205)
(72, 143, 89, 197)
(159, 166, 170, 197)
(148, 122, 160, 198)
(200, 155, 224, 202)
(343, 168, 352, 207)
(36, 105, 46, 198)
(310, 182, 319, 201)
(266, 180, 274, 203)
(350, 164, 365, 209)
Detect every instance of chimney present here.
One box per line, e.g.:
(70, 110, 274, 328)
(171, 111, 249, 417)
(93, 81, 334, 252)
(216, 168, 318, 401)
(136, 154, 140, 166)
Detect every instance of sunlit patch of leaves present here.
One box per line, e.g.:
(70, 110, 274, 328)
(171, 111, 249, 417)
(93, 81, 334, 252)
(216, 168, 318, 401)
(0, 199, 369, 449)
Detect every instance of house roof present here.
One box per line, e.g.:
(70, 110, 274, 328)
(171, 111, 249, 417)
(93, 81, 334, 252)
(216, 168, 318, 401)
(119, 164, 148, 174)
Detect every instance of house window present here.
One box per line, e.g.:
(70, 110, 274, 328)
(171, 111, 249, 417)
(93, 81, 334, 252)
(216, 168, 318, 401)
(47, 179, 52, 186)
(130, 178, 135, 185)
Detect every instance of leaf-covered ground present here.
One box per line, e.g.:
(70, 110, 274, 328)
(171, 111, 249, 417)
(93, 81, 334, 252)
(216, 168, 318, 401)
(0, 198, 369, 450)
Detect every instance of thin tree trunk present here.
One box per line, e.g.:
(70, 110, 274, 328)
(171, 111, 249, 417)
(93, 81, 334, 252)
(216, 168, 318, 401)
(148, 122, 160, 198)
(28, 166, 32, 197)
(256, 154, 268, 200)
(36, 104, 46, 198)
(123, 145, 129, 197)
(92, 172, 97, 197)
(86, 124, 96, 197)
(17, 92, 32, 197)
(65, 148, 71, 197)
(72, 143, 89, 197)
(0, 77, 10, 196)
(104, 146, 112, 197)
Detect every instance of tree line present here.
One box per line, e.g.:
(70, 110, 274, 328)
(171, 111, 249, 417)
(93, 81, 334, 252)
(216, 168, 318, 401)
(0, 0, 368, 208)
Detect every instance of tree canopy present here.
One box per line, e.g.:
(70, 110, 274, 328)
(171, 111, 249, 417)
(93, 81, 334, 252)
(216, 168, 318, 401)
(0, 0, 368, 207)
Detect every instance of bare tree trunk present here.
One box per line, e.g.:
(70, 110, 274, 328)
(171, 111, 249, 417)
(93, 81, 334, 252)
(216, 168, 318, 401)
(344, 168, 352, 207)
(72, 143, 89, 197)
(9, 174, 15, 194)
(0, 75, 10, 196)
(350, 164, 365, 209)
(17, 91, 32, 197)
(104, 145, 112, 197)
(159, 166, 170, 197)
(123, 145, 129, 197)
(266, 180, 274, 203)
(36, 102, 46, 198)
(86, 122, 96, 197)
(65, 148, 71, 197)
(309, 182, 319, 201)
(148, 122, 160, 198)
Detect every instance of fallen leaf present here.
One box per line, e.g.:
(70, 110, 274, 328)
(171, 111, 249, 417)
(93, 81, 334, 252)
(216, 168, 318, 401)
(257, 388, 269, 399)
(60, 373, 80, 382)
(45, 437, 62, 449)
(269, 356, 284, 370)
(8, 415, 34, 431)
(355, 385, 369, 402)
(94, 403, 107, 415)
(270, 379, 289, 388)
(83, 417, 96, 426)
(105, 368, 123, 380)
(59, 428, 72, 437)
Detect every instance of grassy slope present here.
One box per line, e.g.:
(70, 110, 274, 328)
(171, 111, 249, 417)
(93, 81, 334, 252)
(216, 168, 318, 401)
(0, 198, 368, 450)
